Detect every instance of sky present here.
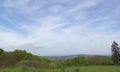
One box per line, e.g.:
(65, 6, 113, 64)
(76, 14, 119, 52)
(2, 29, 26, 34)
(0, 0, 120, 56)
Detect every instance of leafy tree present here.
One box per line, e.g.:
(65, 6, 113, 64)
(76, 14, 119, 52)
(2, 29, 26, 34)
(111, 41, 120, 64)
(0, 48, 4, 55)
(13, 50, 27, 61)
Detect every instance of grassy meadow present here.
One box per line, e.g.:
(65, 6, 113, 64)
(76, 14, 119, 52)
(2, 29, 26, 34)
(0, 66, 120, 72)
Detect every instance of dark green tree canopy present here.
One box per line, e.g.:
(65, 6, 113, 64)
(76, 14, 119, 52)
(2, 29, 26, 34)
(0, 48, 4, 55)
(111, 41, 120, 64)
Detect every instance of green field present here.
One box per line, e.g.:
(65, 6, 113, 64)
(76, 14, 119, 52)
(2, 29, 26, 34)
(0, 66, 120, 72)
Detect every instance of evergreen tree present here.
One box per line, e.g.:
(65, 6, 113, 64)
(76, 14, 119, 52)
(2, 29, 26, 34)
(111, 41, 120, 64)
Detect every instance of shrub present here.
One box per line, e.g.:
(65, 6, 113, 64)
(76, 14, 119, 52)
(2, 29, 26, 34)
(15, 60, 49, 68)
(75, 68, 79, 72)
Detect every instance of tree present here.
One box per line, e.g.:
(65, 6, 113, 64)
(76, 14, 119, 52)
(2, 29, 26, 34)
(0, 48, 4, 55)
(13, 50, 27, 61)
(111, 41, 120, 64)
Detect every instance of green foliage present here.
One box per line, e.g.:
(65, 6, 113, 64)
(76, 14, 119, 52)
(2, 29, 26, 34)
(60, 55, 113, 67)
(0, 48, 4, 55)
(75, 68, 79, 72)
(16, 60, 49, 68)
(89, 56, 113, 65)
(60, 68, 65, 72)
(13, 50, 28, 61)
(62, 56, 90, 66)
(0, 66, 120, 72)
(0, 52, 18, 67)
(0, 49, 53, 68)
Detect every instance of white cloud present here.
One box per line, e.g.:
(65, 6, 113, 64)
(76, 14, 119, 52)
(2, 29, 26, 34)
(0, 0, 120, 56)
(63, 0, 102, 15)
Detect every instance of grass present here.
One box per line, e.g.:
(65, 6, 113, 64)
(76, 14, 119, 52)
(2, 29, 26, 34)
(0, 66, 120, 72)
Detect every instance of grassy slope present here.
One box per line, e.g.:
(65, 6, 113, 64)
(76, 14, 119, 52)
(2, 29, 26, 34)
(0, 66, 120, 72)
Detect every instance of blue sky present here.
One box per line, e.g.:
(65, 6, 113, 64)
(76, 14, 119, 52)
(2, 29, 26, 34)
(0, 0, 120, 56)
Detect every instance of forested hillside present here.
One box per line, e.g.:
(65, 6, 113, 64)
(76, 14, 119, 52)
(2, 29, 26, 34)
(0, 48, 55, 68)
(0, 48, 114, 68)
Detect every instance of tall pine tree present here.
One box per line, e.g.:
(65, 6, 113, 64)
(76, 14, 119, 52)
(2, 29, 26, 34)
(111, 41, 120, 64)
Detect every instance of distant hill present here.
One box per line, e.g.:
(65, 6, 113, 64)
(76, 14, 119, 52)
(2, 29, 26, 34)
(43, 54, 110, 60)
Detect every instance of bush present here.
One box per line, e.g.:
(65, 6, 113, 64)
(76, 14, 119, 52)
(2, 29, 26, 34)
(75, 68, 79, 72)
(62, 56, 90, 67)
(15, 60, 49, 68)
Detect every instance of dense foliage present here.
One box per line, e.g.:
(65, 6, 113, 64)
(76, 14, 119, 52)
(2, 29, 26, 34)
(0, 48, 54, 68)
(61, 56, 90, 66)
(60, 56, 113, 67)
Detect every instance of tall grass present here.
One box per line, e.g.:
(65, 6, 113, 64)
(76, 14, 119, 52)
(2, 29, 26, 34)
(0, 66, 120, 72)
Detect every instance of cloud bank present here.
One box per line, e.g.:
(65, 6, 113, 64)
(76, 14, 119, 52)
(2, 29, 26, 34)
(0, 0, 120, 56)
